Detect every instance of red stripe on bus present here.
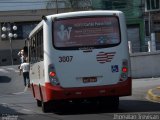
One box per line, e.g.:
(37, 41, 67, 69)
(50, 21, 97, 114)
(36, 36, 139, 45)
(32, 77, 131, 102)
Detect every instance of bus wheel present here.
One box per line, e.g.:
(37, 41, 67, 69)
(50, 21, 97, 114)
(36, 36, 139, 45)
(36, 99, 42, 107)
(42, 101, 52, 113)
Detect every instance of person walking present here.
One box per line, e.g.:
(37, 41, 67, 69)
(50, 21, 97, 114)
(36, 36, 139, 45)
(18, 49, 25, 64)
(19, 59, 30, 87)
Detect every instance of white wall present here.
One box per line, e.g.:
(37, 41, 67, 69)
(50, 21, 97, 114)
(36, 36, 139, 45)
(130, 51, 160, 78)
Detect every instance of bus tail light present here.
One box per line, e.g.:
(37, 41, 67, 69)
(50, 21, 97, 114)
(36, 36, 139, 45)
(120, 59, 128, 81)
(122, 67, 128, 73)
(49, 71, 56, 77)
(48, 64, 60, 85)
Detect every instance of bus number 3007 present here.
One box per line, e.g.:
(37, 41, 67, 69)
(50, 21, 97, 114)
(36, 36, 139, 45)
(59, 56, 73, 63)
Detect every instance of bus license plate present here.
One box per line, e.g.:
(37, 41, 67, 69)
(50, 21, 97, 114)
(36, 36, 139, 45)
(83, 77, 97, 83)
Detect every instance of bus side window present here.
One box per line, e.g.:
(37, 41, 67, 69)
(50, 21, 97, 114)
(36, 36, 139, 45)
(30, 37, 36, 64)
(37, 28, 43, 61)
(29, 28, 44, 63)
(40, 29, 43, 61)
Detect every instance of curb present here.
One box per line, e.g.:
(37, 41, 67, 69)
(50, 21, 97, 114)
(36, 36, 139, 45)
(146, 87, 160, 103)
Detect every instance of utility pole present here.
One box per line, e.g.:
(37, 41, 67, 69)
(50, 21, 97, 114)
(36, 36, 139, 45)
(1, 23, 18, 65)
(56, 0, 58, 13)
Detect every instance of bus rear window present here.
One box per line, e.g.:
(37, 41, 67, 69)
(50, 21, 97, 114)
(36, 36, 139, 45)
(53, 16, 120, 50)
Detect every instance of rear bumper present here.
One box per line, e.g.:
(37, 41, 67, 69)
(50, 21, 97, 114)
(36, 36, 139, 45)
(33, 77, 132, 102)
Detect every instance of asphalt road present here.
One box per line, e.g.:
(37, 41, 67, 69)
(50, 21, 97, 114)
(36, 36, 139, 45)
(1, 65, 160, 120)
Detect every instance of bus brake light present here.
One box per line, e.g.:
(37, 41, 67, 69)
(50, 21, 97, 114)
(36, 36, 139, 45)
(122, 67, 128, 73)
(49, 71, 56, 77)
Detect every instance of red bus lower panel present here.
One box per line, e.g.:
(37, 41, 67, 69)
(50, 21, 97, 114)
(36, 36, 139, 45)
(32, 77, 131, 102)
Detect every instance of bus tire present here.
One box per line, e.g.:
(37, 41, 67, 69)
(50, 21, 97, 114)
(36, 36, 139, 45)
(42, 101, 51, 113)
(36, 99, 42, 107)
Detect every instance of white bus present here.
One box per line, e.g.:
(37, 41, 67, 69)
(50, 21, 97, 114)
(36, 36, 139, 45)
(28, 10, 131, 112)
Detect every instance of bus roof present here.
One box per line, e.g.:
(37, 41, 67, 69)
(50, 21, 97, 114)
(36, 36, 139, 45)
(48, 10, 123, 19)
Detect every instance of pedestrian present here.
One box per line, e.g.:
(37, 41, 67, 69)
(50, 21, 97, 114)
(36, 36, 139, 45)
(18, 49, 25, 64)
(19, 59, 30, 87)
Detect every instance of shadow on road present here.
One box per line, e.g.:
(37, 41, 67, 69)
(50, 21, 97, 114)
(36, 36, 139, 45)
(120, 100, 160, 112)
(50, 99, 160, 115)
(51, 101, 121, 115)
(0, 104, 23, 116)
(0, 76, 11, 83)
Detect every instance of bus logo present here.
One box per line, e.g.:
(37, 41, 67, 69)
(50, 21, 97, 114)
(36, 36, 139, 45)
(96, 52, 116, 64)
(111, 65, 119, 72)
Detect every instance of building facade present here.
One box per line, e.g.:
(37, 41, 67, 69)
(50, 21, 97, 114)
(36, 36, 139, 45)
(92, 0, 160, 53)
(144, 0, 160, 50)
(92, 0, 146, 52)
(0, 0, 92, 66)
(2, 0, 160, 66)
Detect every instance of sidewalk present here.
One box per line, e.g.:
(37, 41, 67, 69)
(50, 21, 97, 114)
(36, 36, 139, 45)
(146, 87, 160, 103)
